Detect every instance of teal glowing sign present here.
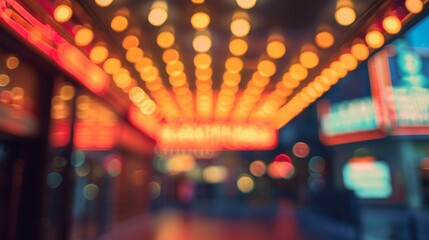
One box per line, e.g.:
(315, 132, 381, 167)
(343, 161, 392, 199)
(321, 96, 378, 136)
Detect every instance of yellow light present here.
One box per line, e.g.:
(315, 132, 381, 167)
(148, 2, 168, 27)
(225, 57, 243, 73)
(315, 31, 334, 49)
(335, 0, 356, 26)
(194, 53, 212, 69)
(193, 34, 212, 53)
(257, 60, 276, 77)
(231, 18, 250, 37)
(237, 174, 254, 193)
(335, 7, 356, 26)
(0, 74, 10, 87)
(196, 67, 213, 80)
(339, 53, 358, 71)
(140, 66, 159, 82)
(351, 42, 369, 61)
(236, 0, 257, 9)
(229, 38, 248, 56)
(192, 0, 205, 3)
(95, 0, 114, 7)
(74, 26, 94, 47)
(135, 57, 153, 72)
(170, 73, 187, 87)
(252, 72, 270, 87)
(299, 51, 319, 69)
(191, 12, 210, 30)
(382, 16, 402, 34)
(122, 35, 139, 49)
(289, 64, 308, 81)
(405, 0, 423, 14)
(365, 30, 385, 49)
(157, 31, 175, 49)
(111, 15, 128, 32)
(126, 47, 144, 63)
(166, 61, 184, 77)
(162, 49, 179, 64)
(322, 68, 339, 85)
(223, 71, 241, 86)
(103, 58, 121, 75)
(266, 40, 286, 59)
(203, 166, 227, 184)
(139, 99, 157, 115)
(54, 4, 72, 23)
(6, 56, 19, 70)
(330, 61, 347, 78)
(89, 44, 109, 64)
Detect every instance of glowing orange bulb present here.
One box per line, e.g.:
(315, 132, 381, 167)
(122, 35, 139, 49)
(111, 15, 128, 32)
(157, 31, 175, 49)
(90, 45, 109, 64)
(162, 49, 179, 64)
(351, 42, 369, 61)
(225, 57, 243, 73)
(103, 58, 121, 75)
(315, 31, 334, 48)
(231, 18, 250, 37)
(289, 64, 308, 81)
(330, 61, 347, 78)
(193, 35, 212, 52)
(126, 48, 144, 63)
(148, 2, 168, 27)
(191, 12, 210, 30)
(405, 0, 423, 14)
(299, 51, 319, 69)
(194, 53, 212, 69)
(339, 53, 358, 71)
(74, 26, 94, 47)
(257, 60, 276, 77)
(266, 40, 286, 59)
(382, 16, 402, 34)
(236, 0, 257, 9)
(229, 38, 248, 56)
(54, 4, 72, 23)
(365, 30, 384, 49)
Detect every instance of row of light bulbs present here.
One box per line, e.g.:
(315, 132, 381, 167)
(51, 0, 425, 126)
(273, 0, 425, 128)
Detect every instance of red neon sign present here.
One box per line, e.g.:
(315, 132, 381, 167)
(156, 123, 278, 150)
(0, 0, 109, 94)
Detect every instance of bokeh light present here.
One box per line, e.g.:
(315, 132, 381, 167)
(249, 160, 266, 177)
(191, 12, 210, 30)
(268, 161, 295, 179)
(315, 31, 334, 48)
(292, 142, 310, 158)
(47, 172, 62, 188)
(95, 0, 114, 7)
(365, 30, 385, 49)
(236, 0, 257, 9)
(111, 15, 128, 32)
(83, 184, 99, 200)
(237, 174, 255, 193)
(203, 165, 227, 183)
(53, 4, 72, 23)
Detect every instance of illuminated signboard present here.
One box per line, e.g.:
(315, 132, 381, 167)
(373, 37, 429, 135)
(319, 14, 429, 144)
(156, 123, 278, 150)
(317, 59, 388, 145)
(343, 161, 392, 199)
(320, 96, 379, 136)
